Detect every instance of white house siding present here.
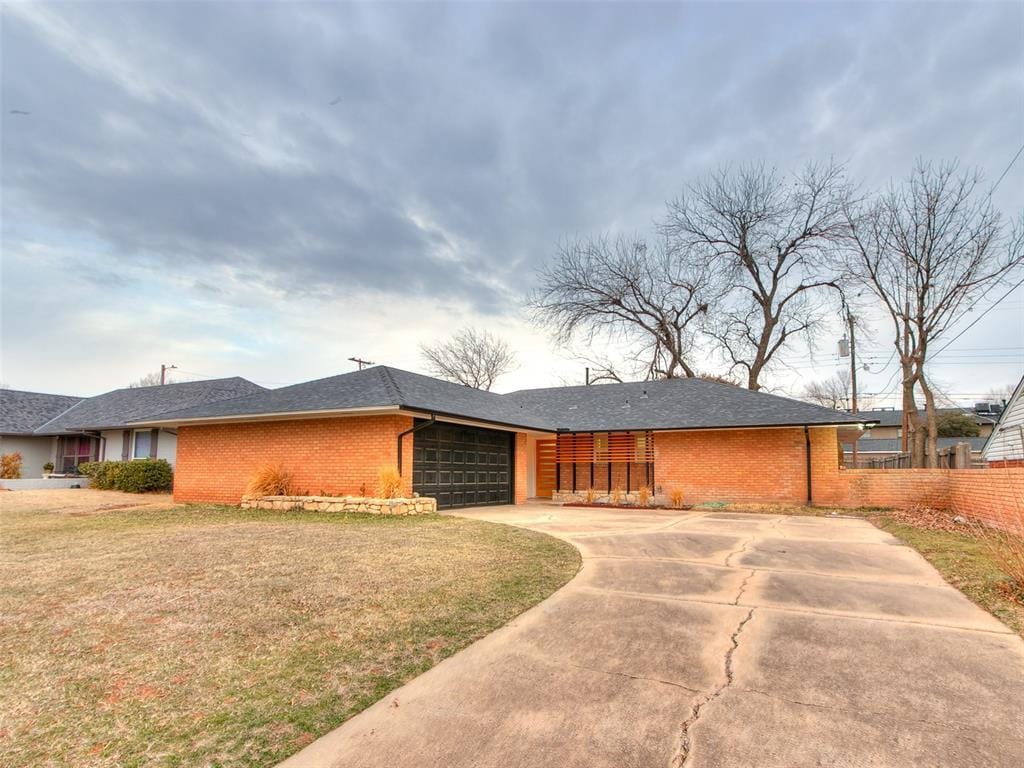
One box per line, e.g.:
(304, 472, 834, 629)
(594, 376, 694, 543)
(99, 429, 178, 466)
(0, 435, 57, 478)
(984, 380, 1024, 463)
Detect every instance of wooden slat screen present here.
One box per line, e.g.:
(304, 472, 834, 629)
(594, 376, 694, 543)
(554, 432, 653, 463)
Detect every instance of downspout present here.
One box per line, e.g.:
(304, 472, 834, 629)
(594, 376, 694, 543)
(396, 415, 436, 477)
(804, 425, 813, 504)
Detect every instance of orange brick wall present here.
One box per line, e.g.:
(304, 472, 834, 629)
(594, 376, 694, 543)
(822, 466, 1024, 532)
(653, 427, 841, 504)
(174, 415, 413, 504)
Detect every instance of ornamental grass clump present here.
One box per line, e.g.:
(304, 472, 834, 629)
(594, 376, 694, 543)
(584, 487, 598, 504)
(669, 487, 685, 509)
(246, 464, 294, 497)
(637, 485, 652, 507)
(969, 480, 1024, 603)
(376, 466, 403, 499)
(0, 452, 23, 480)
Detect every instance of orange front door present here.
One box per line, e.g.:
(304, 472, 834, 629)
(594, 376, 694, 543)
(535, 439, 556, 498)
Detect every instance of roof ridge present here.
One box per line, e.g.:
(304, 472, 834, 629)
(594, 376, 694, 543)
(377, 366, 404, 403)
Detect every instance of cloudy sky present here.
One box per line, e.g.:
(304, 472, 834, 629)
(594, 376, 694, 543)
(2, 1, 1022, 406)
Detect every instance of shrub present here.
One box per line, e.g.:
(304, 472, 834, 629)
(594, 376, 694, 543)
(78, 461, 121, 489)
(669, 488, 685, 509)
(637, 485, 652, 507)
(376, 466, 403, 499)
(584, 487, 598, 504)
(43, 461, 55, 473)
(79, 459, 173, 493)
(0, 452, 23, 479)
(246, 464, 294, 497)
(610, 487, 623, 506)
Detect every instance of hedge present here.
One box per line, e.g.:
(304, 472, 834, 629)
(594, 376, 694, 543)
(78, 459, 174, 493)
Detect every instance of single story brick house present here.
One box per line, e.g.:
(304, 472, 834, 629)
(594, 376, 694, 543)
(133, 366, 873, 509)
(1, 378, 264, 477)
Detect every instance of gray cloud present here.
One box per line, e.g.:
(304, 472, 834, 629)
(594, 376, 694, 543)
(2, 1, 1022, 395)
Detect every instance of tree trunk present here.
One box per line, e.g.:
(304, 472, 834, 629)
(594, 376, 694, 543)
(900, 361, 926, 468)
(918, 375, 940, 468)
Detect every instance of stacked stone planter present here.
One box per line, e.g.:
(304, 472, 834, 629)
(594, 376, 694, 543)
(553, 490, 656, 506)
(241, 495, 437, 515)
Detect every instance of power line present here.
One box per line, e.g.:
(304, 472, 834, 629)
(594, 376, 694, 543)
(932, 275, 1024, 358)
(991, 141, 1024, 195)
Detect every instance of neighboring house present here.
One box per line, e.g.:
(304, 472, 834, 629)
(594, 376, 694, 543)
(983, 375, 1024, 467)
(0, 390, 85, 477)
(132, 365, 873, 509)
(855, 406, 1000, 442)
(843, 437, 987, 468)
(2, 378, 265, 477)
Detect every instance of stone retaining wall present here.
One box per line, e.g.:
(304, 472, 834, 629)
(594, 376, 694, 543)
(241, 495, 437, 515)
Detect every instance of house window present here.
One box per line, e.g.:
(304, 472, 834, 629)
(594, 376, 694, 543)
(133, 430, 152, 459)
(59, 436, 96, 472)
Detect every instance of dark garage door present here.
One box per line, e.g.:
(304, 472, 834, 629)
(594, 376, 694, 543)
(412, 420, 514, 509)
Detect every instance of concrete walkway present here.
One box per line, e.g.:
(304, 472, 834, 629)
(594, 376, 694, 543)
(281, 505, 1024, 767)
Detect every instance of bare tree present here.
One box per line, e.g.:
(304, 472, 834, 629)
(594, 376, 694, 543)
(531, 234, 710, 379)
(420, 328, 516, 391)
(128, 371, 164, 388)
(662, 161, 852, 389)
(802, 370, 852, 410)
(843, 160, 1024, 467)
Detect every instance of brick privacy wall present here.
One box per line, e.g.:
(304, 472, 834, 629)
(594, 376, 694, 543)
(989, 459, 1024, 468)
(653, 427, 839, 504)
(174, 415, 413, 504)
(824, 466, 1023, 531)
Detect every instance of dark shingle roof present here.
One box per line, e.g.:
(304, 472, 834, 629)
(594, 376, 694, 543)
(135, 366, 868, 433)
(505, 378, 868, 432)
(34, 378, 265, 433)
(0, 390, 84, 435)
(859, 407, 998, 427)
(135, 367, 554, 430)
(843, 437, 987, 453)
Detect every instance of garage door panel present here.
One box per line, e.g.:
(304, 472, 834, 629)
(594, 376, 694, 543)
(413, 420, 513, 510)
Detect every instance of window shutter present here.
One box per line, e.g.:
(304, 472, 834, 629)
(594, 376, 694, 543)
(121, 431, 131, 461)
(150, 429, 159, 459)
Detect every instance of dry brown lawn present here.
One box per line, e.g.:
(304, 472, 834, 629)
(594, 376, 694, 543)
(0, 490, 579, 767)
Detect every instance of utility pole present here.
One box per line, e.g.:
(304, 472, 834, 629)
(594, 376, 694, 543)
(839, 301, 859, 467)
(348, 356, 375, 370)
(901, 301, 911, 457)
(160, 364, 177, 385)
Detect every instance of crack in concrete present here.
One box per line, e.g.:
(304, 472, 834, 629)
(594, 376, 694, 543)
(563, 662, 702, 694)
(672, 608, 755, 768)
(723, 536, 755, 567)
(733, 569, 756, 605)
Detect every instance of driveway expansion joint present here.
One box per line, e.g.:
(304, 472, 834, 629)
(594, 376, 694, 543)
(736, 687, 989, 734)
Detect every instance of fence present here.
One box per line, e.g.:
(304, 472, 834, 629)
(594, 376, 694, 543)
(860, 442, 978, 470)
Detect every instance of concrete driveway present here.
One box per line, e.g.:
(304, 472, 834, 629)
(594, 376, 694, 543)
(281, 505, 1024, 767)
